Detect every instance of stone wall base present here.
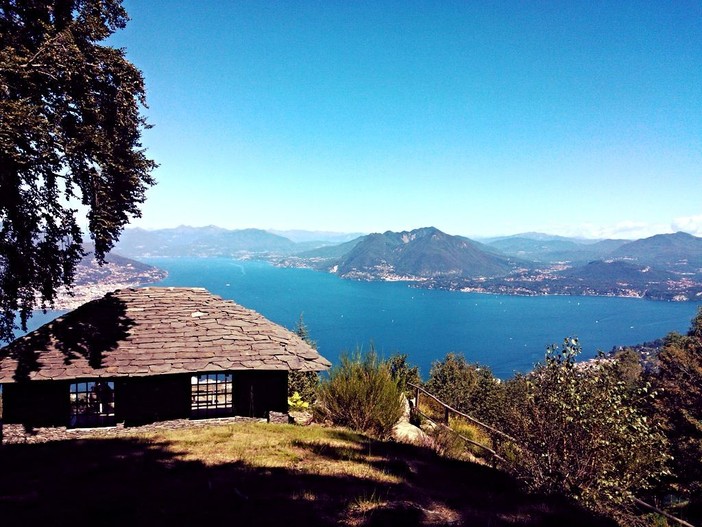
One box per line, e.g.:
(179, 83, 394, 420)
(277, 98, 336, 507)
(0, 416, 267, 445)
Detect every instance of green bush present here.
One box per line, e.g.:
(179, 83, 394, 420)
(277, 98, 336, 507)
(288, 314, 320, 402)
(386, 353, 421, 396)
(425, 353, 504, 425)
(501, 338, 670, 520)
(288, 370, 319, 403)
(315, 348, 403, 439)
(287, 391, 310, 412)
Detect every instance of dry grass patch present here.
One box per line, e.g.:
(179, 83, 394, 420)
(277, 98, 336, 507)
(0, 420, 617, 527)
(132, 422, 400, 483)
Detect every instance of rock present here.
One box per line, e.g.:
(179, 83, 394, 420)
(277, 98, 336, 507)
(392, 420, 431, 445)
(267, 411, 290, 424)
(392, 394, 431, 445)
(289, 411, 314, 425)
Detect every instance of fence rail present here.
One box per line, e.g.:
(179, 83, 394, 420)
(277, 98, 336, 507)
(408, 382, 516, 443)
(406, 382, 695, 527)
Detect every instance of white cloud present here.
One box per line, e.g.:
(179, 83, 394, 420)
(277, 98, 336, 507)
(558, 221, 670, 240)
(672, 214, 702, 237)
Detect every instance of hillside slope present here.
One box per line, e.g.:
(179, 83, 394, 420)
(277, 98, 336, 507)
(51, 246, 167, 309)
(608, 231, 702, 271)
(0, 421, 615, 527)
(335, 227, 519, 279)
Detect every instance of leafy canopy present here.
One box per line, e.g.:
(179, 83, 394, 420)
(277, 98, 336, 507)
(0, 0, 156, 341)
(501, 338, 669, 521)
(654, 307, 702, 505)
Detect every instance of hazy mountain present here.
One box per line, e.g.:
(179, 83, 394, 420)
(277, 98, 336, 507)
(608, 232, 702, 272)
(486, 235, 627, 264)
(115, 226, 298, 257)
(293, 236, 366, 259)
(268, 229, 365, 244)
(558, 260, 674, 288)
(484, 232, 586, 243)
(334, 227, 519, 279)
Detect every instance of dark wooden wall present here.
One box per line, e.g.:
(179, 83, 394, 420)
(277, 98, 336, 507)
(2, 381, 70, 427)
(117, 374, 192, 426)
(1, 370, 289, 427)
(233, 370, 288, 417)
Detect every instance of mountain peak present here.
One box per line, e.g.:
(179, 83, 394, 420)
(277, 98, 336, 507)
(335, 227, 516, 280)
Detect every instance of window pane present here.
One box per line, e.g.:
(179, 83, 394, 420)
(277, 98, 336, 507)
(191, 372, 234, 418)
(69, 379, 116, 427)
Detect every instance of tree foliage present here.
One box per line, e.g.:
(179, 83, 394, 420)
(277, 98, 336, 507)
(654, 308, 702, 509)
(386, 353, 421, 396)
(288, 314, 319, 402)
(501, 338, 669, 520)
(425, 352, 503, 424)
(0, 0, 156, 341)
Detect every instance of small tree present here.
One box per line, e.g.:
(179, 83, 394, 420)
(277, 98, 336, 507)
(386, 353, 421, 396)
(425, 352, 503, 424)
(288, 314, 319, 403)
(502, 338, 669, 520)
(654, 308, 702, 514)
(315, 347, 403, 439)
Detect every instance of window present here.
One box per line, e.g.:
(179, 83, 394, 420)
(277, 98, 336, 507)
(191, 373, 233, 418)
(69, 380, 115, 427)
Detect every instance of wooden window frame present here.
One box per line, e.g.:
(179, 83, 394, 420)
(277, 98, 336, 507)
(191, 372, 234, 418)
(69, 380, 116, 427)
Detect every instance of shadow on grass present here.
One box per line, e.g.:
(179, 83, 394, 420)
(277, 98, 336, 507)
(0, 433, 617, 527)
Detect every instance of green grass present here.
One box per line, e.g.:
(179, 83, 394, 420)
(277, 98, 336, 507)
(0, 421, 617, 527)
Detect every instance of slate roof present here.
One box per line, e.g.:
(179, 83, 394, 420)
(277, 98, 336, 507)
(0, 287, 331, 383)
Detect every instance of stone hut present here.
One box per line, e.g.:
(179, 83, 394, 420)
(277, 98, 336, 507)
(0, 287, 330, 428)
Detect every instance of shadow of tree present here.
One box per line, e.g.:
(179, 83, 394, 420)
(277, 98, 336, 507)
(51, 295, 134, 368)
(0, 295, 134, 381)
(0, 432, 617, 527)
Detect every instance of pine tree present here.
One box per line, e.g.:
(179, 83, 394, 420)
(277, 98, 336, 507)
(289, 313, 319, 402)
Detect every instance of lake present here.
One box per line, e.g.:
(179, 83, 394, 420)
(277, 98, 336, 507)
(25, 258, 702, 379)
(152, 259, 702, 378)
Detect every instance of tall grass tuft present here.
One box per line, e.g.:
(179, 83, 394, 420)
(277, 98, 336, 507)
(315, 348, 403, 439)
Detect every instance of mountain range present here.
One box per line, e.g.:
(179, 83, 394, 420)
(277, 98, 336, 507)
(282, 228, 702, 301)
(112, 225, 702, 301)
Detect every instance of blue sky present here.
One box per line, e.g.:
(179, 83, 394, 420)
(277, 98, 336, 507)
(110, 1, 701, 239)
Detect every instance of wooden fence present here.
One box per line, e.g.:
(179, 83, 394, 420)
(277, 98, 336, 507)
(408, 381, 513, 465)
(406, 382, 695, 527)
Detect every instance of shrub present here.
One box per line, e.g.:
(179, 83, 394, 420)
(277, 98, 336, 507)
(287, 391, 310, 412)
(288, 314, 321, 402)
(501, 338, 670, 520)
(653, 307, 702, 519)
(425, 353, 504, 425)
(288, 371, 319, 403)
(386, 353, 421, 396)
(315, 348, 403, 439)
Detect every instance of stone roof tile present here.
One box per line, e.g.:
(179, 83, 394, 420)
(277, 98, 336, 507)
(0, 287, 330, 382)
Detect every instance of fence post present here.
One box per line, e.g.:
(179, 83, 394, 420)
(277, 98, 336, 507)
(444, 406, 450, 425)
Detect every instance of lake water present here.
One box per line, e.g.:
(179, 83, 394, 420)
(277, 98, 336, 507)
(151, 258, 702, 378)
(26, 258, 702, 379)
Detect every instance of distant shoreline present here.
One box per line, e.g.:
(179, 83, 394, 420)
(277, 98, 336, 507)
(51, 277, 168, 310)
